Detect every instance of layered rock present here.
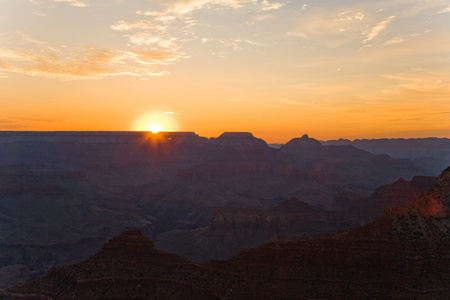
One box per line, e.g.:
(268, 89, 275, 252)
(350, 167, 450, 245)
(156, 198, 334, 261)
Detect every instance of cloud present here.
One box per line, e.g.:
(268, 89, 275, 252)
(111, 20, 156, 32)
(260, 0, 285, 11)
(437, 5, 450, 14)
(288, 9, 367, 48)
(0, 117, 64, 130)
(146, 0, 283, 16)
(383, 33, 420, 46)
(161, 0, 249, 15)
(363, 15, 395, 44)
(125, 32, 180, 51)
(52, 0, 89, 7)
(380, 69, 450, 94)
(0, 34, 184, 80)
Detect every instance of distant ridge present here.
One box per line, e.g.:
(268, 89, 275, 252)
(322, 137, 450, 163)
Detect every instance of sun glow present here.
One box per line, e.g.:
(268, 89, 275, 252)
(131, 112, 179, 133)
(148, 124, 162, 134)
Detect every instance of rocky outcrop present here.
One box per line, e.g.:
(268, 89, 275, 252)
(282, 133, 322, 150)
(210, 132, 269, 150)
(358, 175, 437, 221)
(349, 167, 450, 245)
(2, 229, 209, 299)
(156, 198, 334, 261)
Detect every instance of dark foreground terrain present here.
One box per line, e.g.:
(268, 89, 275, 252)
(3, 167, 449, 299)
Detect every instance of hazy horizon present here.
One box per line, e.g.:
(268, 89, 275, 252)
(1, 0, 449, 142)
(2, 129, 450, 144)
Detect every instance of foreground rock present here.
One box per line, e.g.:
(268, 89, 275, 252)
(4, 168, 450, 299)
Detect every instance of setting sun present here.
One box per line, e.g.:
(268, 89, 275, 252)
(148, 125, 162, 134)
(131, 112, 179, 133)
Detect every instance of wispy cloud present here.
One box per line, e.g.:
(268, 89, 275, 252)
(363, 15, 396, 45)
(383, 33, 420, 46)
(53, 0, 89, 8)
(143, 0, 284, 16)
(159, 0, 249, 15)
(260, 0, 285, 11)
(437, 5, 450, 14)
(111, 20, 156, 32)
(0, 33, 183, 80)
(380, 68, 450, 95)
(0, 117, 64, 130)
(288, 9, 367, 48)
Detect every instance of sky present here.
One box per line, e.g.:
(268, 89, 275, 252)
(0, 0, 449, 142)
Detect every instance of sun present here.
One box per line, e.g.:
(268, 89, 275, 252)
(131, 112, 179, 133)
(148, 124, 162, 134)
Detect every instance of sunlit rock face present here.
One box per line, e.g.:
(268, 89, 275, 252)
(358, 175, 437, 222)
(350, 167, 450, 244)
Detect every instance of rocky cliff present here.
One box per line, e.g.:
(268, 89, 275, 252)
(155, 198, 334, 261)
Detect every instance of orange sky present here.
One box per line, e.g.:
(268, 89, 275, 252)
(1, 0, 449, 142)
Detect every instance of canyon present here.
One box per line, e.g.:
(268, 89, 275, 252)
(3, 167, 449, 299)
(0, 131, 448, 290)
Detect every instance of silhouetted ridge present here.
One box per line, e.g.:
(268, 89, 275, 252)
(100, 228, 156, 254)
(282, 133, 322, 149)
(270, 197, 315, 213)
(211, 132, 268, 149)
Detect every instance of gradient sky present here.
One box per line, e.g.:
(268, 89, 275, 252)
(1, 0, 449, 142)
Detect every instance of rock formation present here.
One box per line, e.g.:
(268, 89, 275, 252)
(156, 197, 334, 261)
(0, 131, 446, 289)
(4, 168, 449, 299)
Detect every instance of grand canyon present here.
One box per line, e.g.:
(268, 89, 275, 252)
(0, 131, 449, 298)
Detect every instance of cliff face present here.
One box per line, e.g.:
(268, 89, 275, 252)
(155, 176, 436, 263)
(156, 198, 338, 262)
(358, 175, 437, 221)
(349, 167, 450, 245)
